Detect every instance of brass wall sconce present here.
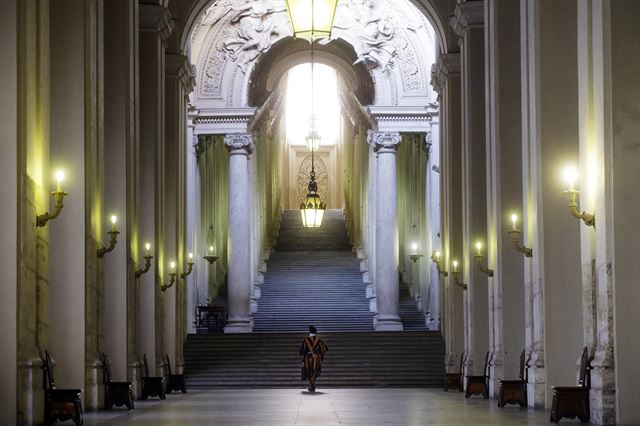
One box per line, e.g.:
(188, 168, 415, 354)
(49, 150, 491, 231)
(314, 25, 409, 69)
(450, 260, 467, 290)
(135, 242, 153, 278)
(408, 243, 423, 263)
(161, 261, 177, 291)
(97, 215, 119, 258)
(430, 250, 448, 276)
(474, 242, 494, 277)
(181, 253, 194, 278)
(563, 166, 595, 228)
(203, 245, 219, 264)
(507, 214, 532, 257)
(36, 170, 68, 227)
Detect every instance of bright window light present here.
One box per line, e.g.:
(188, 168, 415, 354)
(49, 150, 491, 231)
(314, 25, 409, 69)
(286, 63, 339, 148)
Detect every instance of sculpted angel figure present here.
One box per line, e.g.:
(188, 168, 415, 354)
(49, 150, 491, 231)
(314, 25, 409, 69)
(219, 0, 287, 72)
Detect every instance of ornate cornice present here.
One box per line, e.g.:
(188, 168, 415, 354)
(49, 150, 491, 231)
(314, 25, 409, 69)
(368, 131, 401, 153)
(139, 4, 174, 41)
(224, 133, 254, 155)
(430, 53, 461, 94)
(193, 107, 256, 135)
(166, 54, 196, 93)
(450, 1, 484, 40)
(369, 105, 437, 133)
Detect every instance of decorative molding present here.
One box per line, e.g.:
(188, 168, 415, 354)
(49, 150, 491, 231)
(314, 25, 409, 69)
(139, 4, 174, 40)
(430, 53, 461, 94)
(368, 131, 401, 153)
(449, 1, 484, 40)
(422, 132, 433, 158)
(369, 105, 438, 133)
(191, 0, 437, 109)
(166, 54, 196, 93)
(193, 107, 256, 134)
(224, 133, 254, 154)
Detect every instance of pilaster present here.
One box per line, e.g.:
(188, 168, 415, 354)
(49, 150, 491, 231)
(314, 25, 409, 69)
(451, 0, 489, 382)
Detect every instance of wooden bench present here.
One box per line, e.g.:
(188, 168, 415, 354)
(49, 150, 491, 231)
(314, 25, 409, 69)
(498, 349, 527, 408)
(550, 346, 591, 423)
(100, 352, 134, 410)
(465, 351, 490, 398)
(443, 352, 464, 392)
(165, 354, 187, 394)
(43, 350, 84, 425)
(140, 353, 166, 400)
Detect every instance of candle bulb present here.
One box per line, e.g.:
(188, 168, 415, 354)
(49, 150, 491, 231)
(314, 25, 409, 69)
(475, 242, 483, 257)
(209, 245, 214, 254)
(452, 260, 458, 273)
(188, 252, 193, 261)
(511, 213, 518, 231)
(170, 261, 176, 273)
(434, 250, 441, 261)
(55, 170, 64, 192)
(411, 243, 418, 254)
(563, 166, 577, 192)
(145, 243, 151, 257)
(110, 215, 118, 232)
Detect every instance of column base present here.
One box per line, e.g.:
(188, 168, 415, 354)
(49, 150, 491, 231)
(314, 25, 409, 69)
(250, 299, 258, 313)
(224, 318, 253, 333)
(373, 314, 403, 331)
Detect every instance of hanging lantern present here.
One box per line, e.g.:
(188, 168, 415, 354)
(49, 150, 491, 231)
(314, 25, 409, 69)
(300, 169, 326, 228)
(305, 129, 321, 152)
(203, 224, 219, 264)
(285, 0, 339, 42)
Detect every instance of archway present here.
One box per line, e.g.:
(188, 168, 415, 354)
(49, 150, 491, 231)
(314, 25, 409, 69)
(184, 0, 441, 334)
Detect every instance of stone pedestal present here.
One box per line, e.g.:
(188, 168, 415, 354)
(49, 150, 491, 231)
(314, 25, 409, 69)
(224, 134, 254, 333)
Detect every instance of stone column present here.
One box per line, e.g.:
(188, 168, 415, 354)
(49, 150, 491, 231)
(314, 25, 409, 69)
(576, 2, 640, 423)
(521, 0, 582, 408)
(186, 113, 200, 334)
(139, 3, 172, 377)
(484, 0, 525, 396)
(431, 53, 463, 372)
(369, 131, 403, 331)
(104, 0, 138, 387)
(365, 139, 377, 312)
(0, 1, 18, 422)
(604, 5, 640, 424)
(49, 0, 95, 403)
(451, 0, 489, 379)
(224, 133, 254, 333)
(165, 53, 194, 374)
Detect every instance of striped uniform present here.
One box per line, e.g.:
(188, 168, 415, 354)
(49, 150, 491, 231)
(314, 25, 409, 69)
(299, 335, 328, 385)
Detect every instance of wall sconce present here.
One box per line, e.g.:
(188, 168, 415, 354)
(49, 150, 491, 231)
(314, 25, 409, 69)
(181, 253, 194, 278)
(97, 215, 119, 258)
(507, 214, 532, 257)
(563, 166, 595, 227)
(450, 260, 467, 290)
(135, 242, 153, 278)
(203, 245, 219, 264)
(408, 242, 423, 263)
(430, 250, 448, 276)
(474, 241, 494, 277)
(161, 261, 177, 291)
(36, 170, 68, 227)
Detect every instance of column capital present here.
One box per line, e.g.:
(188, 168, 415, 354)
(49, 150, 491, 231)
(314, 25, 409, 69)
(139, 4, 174, 41)
(224, 133, 254, 155)
(368, 131, 401, 153)
(166, 54, 196, 93)
(450, 1, 484, 40)
(430, 53, 461, 94)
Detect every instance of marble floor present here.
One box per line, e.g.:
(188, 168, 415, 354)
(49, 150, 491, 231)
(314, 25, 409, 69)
(84, 388, 584, 426)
